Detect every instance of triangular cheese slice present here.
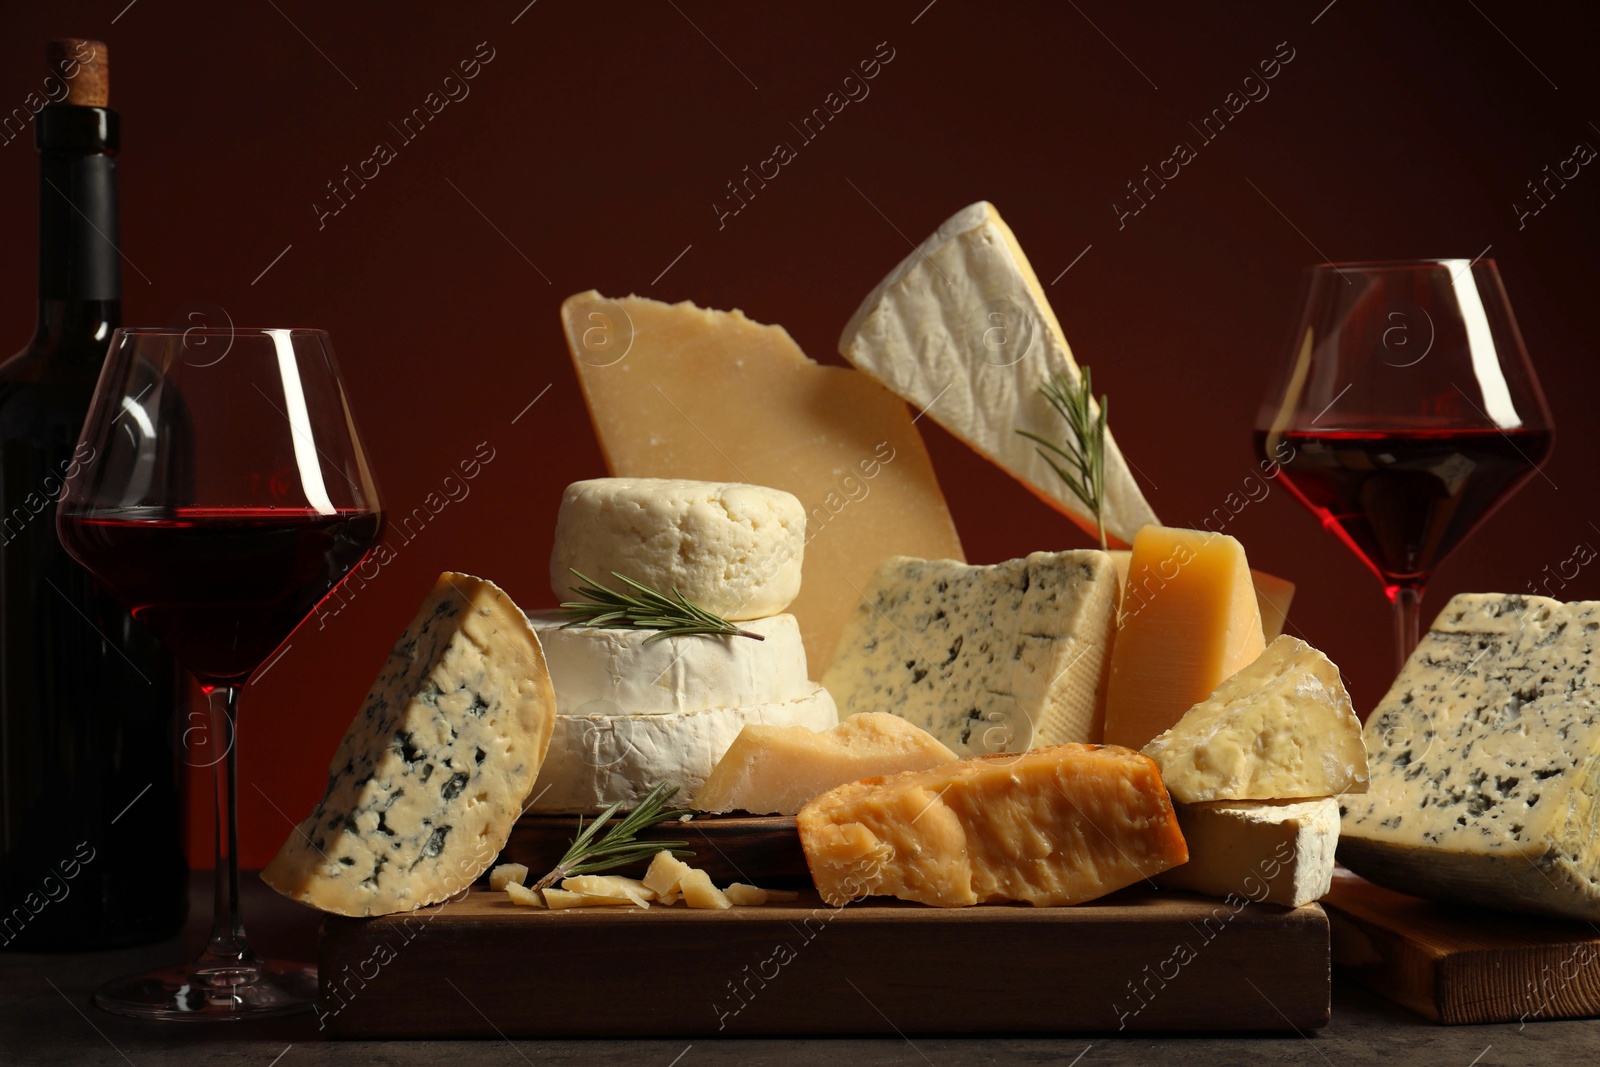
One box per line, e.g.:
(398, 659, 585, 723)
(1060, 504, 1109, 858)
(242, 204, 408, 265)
(560, 292, 965, 674)
(262, 572, 557, 916)
(839, 201, 1158, 546)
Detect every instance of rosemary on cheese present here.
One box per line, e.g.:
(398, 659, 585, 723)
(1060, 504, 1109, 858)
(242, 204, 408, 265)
(1016, 366, 1110, 550)
(560, 569, 765, 643)
(530, 782, 693, 892)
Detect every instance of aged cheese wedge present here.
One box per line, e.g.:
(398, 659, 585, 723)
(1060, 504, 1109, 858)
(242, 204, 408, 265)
(561, 291, 964, 674)
(549, 477, 805, 620)
(694, 712, 958, 815)
(838, 201, 1158, 546)
(797, 744, 1187, 907)
(1107, 549, 1295, 642)
(678, 868, 732, 910)
(823, 551, 1118, 755)
(1341, 594, 1600, 921)
(527, 684, 838, 813)
(1141, 635, 1368, 803)
(504, 883, 545, 907)
(1102, 527, 1265, 749)
(1157, 798, 1339, 908)
(262, 573, 557, 917)
(561, 875, 654, 908)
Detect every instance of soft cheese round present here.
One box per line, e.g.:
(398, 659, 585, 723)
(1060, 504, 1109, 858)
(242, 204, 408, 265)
(549, 477, 805, 621)
(526, 611, 813, 716)
(527, 684, 839, 813)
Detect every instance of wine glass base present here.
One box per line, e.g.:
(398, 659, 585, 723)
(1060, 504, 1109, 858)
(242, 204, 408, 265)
(94, 958, 317, 1021)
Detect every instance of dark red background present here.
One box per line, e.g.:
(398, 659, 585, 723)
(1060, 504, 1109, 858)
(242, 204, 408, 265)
(2, 2, 1596, 868)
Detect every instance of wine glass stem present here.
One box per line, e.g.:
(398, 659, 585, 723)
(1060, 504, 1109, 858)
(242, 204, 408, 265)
(1390, 582, 1424, 675)
(202, 684, 258, 966)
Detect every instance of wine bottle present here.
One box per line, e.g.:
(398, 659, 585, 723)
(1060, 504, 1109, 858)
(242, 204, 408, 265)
(0, 39, 186, 950)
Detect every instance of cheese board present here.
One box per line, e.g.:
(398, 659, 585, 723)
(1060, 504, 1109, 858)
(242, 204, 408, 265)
(316, 886, 1331, 1036)
(1325, 869, 1600, 1025)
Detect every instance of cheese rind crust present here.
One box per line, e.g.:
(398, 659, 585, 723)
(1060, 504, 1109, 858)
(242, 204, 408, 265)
(527, 685, 840, 813)
(1340, 594, 1600, 921)
(525, 611, 812, 716)
(549, 477, 804, 621)
(797, 743, 1187, 908)
(262, 573, 556, 917)
(838, 201, 1158, 546)
(1142, 635, 1369, 803)
(1157, 798, 1339, 907)
(822, 551, 1119, 756)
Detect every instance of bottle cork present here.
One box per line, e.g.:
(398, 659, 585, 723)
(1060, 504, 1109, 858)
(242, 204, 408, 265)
(48, 39, 110, 107)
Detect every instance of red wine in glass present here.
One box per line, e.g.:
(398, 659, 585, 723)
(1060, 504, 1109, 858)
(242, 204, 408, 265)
(61, 507, 383, 685)
(57, 327, 384, 1020)
(1256, 260, 1553, 673)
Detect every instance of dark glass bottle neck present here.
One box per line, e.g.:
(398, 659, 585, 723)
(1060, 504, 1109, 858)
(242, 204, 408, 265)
(34, 105, 121, 359)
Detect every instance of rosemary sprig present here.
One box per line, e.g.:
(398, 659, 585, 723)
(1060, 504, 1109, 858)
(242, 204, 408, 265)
(530, 782, 694, 892)
(1016, 366, 1109, 549)
(560, 569, 765, 643)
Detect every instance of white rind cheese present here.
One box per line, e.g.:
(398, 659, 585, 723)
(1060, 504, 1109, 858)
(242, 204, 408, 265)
(525, 611, 812, 716)
(1142, 635, 1368, 803)
(527, 684, 840, 813)
(262, 572, 557, 917)
(1157, 798, 1339, 908)
(549, 477, 804, 620)
(1341, 594, 1600, 921)
(822, 551, 1118, 756)
(838, 201, 1158, 546)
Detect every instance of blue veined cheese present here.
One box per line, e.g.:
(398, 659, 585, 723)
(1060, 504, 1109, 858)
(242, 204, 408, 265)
(1340, 594, 1600, 921)
(262, 572, 557, 917)
(821, 551, 1118, 756)
(528, 685, 838, 813)
(524, 611, 813, 716)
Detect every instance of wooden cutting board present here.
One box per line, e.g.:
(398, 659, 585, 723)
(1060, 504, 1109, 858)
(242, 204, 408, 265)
(1323, 868, 1600, 1024)
(317, 887, 1330, 1037)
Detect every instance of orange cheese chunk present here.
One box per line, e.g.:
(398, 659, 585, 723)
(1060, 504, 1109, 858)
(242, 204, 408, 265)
(797, 744, 1187, 908)
(561, 291, 964, 674)
(1102, 528, 1265, 750)
(1106, 549, 1295, 643)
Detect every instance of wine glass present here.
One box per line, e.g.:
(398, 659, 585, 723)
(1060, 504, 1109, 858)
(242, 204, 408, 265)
(1255, 259, 1553, 672)
(57, 327, 384, 1020)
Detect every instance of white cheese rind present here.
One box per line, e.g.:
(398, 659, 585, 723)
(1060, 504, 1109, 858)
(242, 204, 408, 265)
(838, 201, 1158, 546)
(261, 572, 557, 917)
(525, 611, 812, 716)
(1340, 594, 1600, 921)
(527, 685, 840, 813)
(549, 477, 804, 620)
(1157, 798, 1339, 908)
(822, 551, 1118, 756)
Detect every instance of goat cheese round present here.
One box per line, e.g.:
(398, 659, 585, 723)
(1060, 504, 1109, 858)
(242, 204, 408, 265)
(527, 684, 839, 813)
(549, 478, 805, 620)
(526, 611, 813, 716)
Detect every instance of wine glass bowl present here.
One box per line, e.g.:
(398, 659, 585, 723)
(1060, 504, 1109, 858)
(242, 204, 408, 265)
(57, 327, 384, 1020)
(1256, 259, 1553, 669)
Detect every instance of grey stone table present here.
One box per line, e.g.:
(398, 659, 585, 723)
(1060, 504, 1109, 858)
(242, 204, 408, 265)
(2, 874, 1594, 1066)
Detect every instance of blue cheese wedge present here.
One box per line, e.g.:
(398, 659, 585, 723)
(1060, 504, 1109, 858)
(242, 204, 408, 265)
(1340, 594, 1600, 921)
(822, 551, 1118, 755)
(262, 572, 557, 917)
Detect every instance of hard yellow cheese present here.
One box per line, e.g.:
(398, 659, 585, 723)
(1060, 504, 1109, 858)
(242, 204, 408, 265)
(1107, 549, 1296, 642)
(561, 291, 964, 673)
(1102, 527, 1265, 749)
(695, 712, 958, 815)
(1141, 635, 1369, 803)
(797, 744, 1188, 908)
